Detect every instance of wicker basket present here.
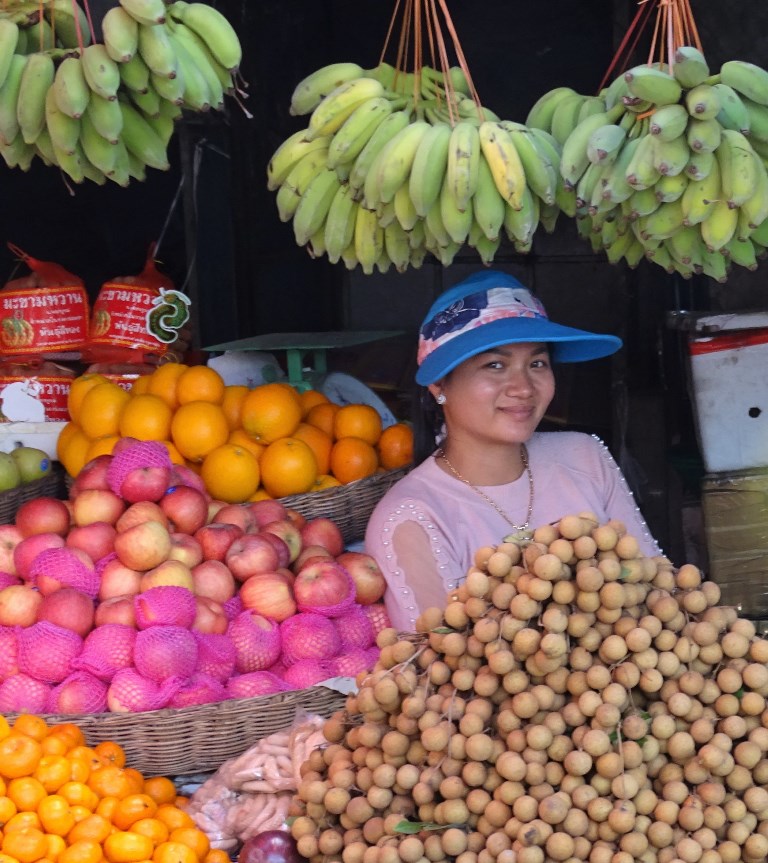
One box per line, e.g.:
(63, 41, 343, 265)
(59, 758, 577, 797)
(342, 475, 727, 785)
(3, 685, 348, 776)
(0, 465, 66, 524)
(279, 466, 409, 544)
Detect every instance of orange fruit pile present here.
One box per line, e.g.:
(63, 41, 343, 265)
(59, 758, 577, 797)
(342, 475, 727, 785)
(59, 366, 414, 504)
(0, 714, 221, 863)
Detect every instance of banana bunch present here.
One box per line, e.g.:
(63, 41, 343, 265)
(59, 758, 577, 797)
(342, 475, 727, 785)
(0, 0, 242, 185)
(527, 47, 768, 282)
(269, 61, 562, 273)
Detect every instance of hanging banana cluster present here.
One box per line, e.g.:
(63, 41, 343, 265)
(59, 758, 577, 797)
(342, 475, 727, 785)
(268, 62, 564, 274)
(528, 47, 768, 282)
(0, 0, 241, 186)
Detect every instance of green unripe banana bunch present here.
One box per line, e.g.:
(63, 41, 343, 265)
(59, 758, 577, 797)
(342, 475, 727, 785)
(273, 60, 563, 272)
(0, 0, 242, 184)
(526, 45, 768, 281)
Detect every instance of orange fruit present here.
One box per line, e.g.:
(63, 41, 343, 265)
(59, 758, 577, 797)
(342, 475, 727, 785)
(204, 851, 231, 863)
(59, 427, 92, 478)
(130, 817, 169, 845)
(0, 794, 17, 825)
(298, 389, 330, 417)
(170, 402, 229, 463)
(227, 429, 265, 461)
(129, 375, 151, 395)
(66, 813, 113, 844)
(45, 832, 67, 861)
(47, 725, 84, 750)
(377, 422, 414, 470)
(292, 422, 333, 476)
(152, 841, 197, 863)
(94, 797, 119, 821)
(78, 383, 131, 440)
(2, 825, 47, 863)
(56, 422, 81, 463)
(12, 716, 49, 743)
(112, 795, 157, 831)
(240, 383, 302, 444)
(86, 765, 133, 801)
(259, 437, 318, 498)
(34, 757, 70, 794)
(93, 742, 126, 769)
(123, 769, 144, 795)
(141, 779, 176, 808)
(58, 782, 98, 812)
(84, 435, 121, 461)
(37, 795, 74, 836)
(103, 831, 154, 863)
(58, 839, 103, 863)
(312, 474, 342, 491)
(0, 735, 43, 779)
(7, 777, 46, 812)
(329, 437, 379, 484)
(221, 385, 249, 430)
(200, 444, 260, 503)
(5, 810, 41, 832)
(175, 366, 225, 406)
(154, 806, 194, 832)
(333, 404, 383, 446)
(146, 363, 189, 410)
(305, 402, 340, 438)
(248, 488, 272, 501)
(169, 827, 209, 860)
(118, 394, 173, 441)
(67, 375, 109, 424)
(157, 441, 185, 465)
(66, 748, 101, 774)
(68, 805, 92, 824)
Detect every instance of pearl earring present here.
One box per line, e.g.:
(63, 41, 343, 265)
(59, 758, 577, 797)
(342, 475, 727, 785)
(436, 393, 446, 405)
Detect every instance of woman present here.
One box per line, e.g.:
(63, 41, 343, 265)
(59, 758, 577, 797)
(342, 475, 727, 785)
(365, 270, 661, 632)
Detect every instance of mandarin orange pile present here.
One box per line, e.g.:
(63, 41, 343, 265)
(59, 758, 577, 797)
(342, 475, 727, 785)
(58, 367, 413, 504)
(0, 714, 222, 863)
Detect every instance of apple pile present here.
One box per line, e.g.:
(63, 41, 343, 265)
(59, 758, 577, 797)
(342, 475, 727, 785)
(0, 439, 391, 715)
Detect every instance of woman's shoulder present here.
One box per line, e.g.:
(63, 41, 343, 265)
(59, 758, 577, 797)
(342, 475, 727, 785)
(529, 430, 607, 460)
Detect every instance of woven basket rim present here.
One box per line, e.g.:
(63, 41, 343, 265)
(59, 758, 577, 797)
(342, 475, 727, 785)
(279, 464, 409, 508)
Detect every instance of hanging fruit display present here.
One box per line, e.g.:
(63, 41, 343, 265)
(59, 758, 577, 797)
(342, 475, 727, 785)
(267, 1, 562, 274)
(0, 0, 243, 185)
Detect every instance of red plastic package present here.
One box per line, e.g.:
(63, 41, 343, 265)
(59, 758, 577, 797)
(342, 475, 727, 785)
(0, 359, 76, 422)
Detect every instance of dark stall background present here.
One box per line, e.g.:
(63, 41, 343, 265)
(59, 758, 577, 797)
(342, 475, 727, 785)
(1, 0, 768, 563)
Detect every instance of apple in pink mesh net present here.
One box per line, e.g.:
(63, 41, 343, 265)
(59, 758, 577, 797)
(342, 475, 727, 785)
(193, 631, 236, 682)
(30, 547, 100, 598)
(361, 603, 392, 635)
(226, 670, 290, 699)
(281, 659, 334, 690)
(106, 440, 172, 499)
(17, 622, 84, 684)
(328, 648, 375, 678)
(228, 610, 282, 673)
(107, 667, 184, 713)
(332, 604, 375, 650)
(169, 673, 228, 708)
(134, 626, 198, 683)
(45, 671, 108, 714)
(71, 624, 136, 681)
(0, 626, 18, 680)
(0, 673, 51, 712)
(279, 612, 342, 666)
(134, 586, 197, 630)
(293, 560, 356, 618)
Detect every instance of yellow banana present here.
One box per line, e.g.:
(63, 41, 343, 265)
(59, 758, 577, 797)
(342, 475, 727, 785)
(700, 198, 739, 252)
(717, 129, 759, 207)
(17, 51, 55, 144)
(288, 62, 365, 116)
(503, 122, 558, 205)
(326, 96, 393, 170)
(267, 128, 330, 191)
(365, 120, 430, 208)
(392, 181, 419, 231)
(275, 147, 329, 222)
(383, 220, 411, 273)
(292, 168, 341, 247)
(347, 110, 410, 197)
(478, 121, 526, 210)
(681, 156, 720, 226)
(306, 77, 386, 141)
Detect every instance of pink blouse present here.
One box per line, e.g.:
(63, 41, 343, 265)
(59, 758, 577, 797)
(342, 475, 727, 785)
(364, 431, 662, 632)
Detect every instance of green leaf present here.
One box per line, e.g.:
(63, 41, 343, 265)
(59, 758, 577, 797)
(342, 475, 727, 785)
(394, 821, 451, 833)
(431, 627, 453, 634)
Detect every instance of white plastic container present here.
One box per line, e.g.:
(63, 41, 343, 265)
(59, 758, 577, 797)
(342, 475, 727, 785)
(0, 421, 66, 460)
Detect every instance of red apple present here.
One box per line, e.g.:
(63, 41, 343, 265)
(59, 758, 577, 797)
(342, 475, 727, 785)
(293, 544, 333, 572)
(247, 499, 288, 528)
(335, 551, 387, 605)
(15, 496, 71, 538)
(0, 583, 43, 626)
(0, 524, 23, 575)
(14, 532, 66, 580)
(116, 501, 169, 533)
(284, 507, 307, 530)
(300, 517, 344, 557)
(193, 523, 243, 562)
(94, 595, 136, 628)
(213, 503, 255, 533)
(112, 436, 141, 455)
(98, 557, 142, 600)
(167, 533, 204, 568)
(160, 486, 209, 534)
(113, 520, 172, 571)
(119, 465, 172, 503)
(68, 454, 112, 499)
(192, 596, 228, 634)
(258, 530, 291, 570)
(169, 464, 209, 496)
(206, 500, 227, 523)
(191, 559, 236, 603)
(225, 534, 281, 583)
(72, 489, 126, 527)
(239, 573, 296, 621)
(66, 522, 117, 563)
(38, 588, 95, 637)
(293, 559, 354, 611)
(260, 519, 302, 563)
(139, 559, 195, 591)
(276, 567, 295, 586)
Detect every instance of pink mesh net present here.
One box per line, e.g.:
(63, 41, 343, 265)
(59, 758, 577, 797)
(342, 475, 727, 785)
(222, 593, 243, 621)
(71, 624, 136, 681)
(228, 610, 282, 673)
(361, 603, 392, 635)
(46, 671, 108, 714)
(17, 622, 83, 684)
(96, 552, 118, 576)
(333, 604, 375, 650)
(107, 440, 172, 496)
(295, 566, 357, 618)
(107, 667, 184, 713)
(0, 673, 50, 712)
(281, 659, 332, 690)
(226, 671, 289, 699)
(0, 626, 18, 681)
(193, 632, 236, 682)
(328, 648, 374, 678)
(0, 572, 20, 589)
(169, 673, 227, 708)
(134, 626, 198, 682)
(279, 613, 341, 666)
(366, 646, 380, 667)
(134, 586, 197, 630)
(29, 548, 100, 598)
(266, 658, 288, 678)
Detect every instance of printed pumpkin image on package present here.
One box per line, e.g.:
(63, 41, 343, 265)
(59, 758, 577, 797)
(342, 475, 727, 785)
(84, 243, 193, 366)
(0, 244, 89, 361)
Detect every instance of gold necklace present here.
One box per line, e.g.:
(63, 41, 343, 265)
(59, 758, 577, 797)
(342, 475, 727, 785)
(437, 444, 534, 531)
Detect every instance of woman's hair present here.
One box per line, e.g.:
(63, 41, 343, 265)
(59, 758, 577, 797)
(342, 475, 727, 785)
(412, 384, 445, 465)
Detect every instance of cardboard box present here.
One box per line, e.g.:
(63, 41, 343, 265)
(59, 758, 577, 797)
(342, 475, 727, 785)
(701, 467, 768, 618)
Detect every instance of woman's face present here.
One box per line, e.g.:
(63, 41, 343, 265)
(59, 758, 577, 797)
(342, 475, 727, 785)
(430, 342, 555, 446)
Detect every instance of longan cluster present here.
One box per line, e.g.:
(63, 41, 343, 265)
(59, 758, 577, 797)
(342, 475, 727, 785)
(291, 513, 768, 863)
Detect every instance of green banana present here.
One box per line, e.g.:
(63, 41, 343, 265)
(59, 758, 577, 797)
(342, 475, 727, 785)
(424, 196, 452, 248)
(713, 83, 751, 134)
(17, 51, 55, 144)
(723, 236, 759, 270)
(102, 6, 139, 62)
(550, 92, 588, 146)
(44, 86, 79, 154)
(717, 129, 759, 207)
(671, 46, 710, 89)
(81, 43, 121, 100)
(173, 35, 212, 111)
(324, 183, 358, 263)
(478, 121, 527, 209)
(143, 105, 175, 144)
(575, 161, 605, 208)
(168, 21, 227, 107)
(701, 198, 739, 251)
(685, 149, 715, 181)
(539, 201, 560, 234)
(150, 70, 185, 105)
(560, 108, 623, 189)
(686, 117, 722, 153)
(525, 86, 579, 132)
(45, 0, 91, 49)
(306, 77, 386, 141)
(603, 227, 635, 264)
(439, 174, 473, 244)
(118, 52, 151, 93)
(107, 139, 131, 187)
(503, 123, 558, 204)
(654, 172, 688, 203)
(603, 74, 631, 110)
(503, 184, 539, 246)
(0, 20, 19, 89)
(267, 127, 329, 191)
(274, 147, 329, 221)
(0, 132, 35, 170)
(353, 204, 384, 275)
(472, 151, 507, 241)
(685, 84, 721, 120)
(701, 248, 728, 282)
(292, 167, 341, 246)
(649, 104, 689, 141)
(137, 23, 179, 79)
(408, 219, 426, 251)
(0, 54, 27, 144)
(347, 110, 411, 197)
(739, 155, 768, 229)
(408, 121, 451, 218)
(392, 181, 419, 231)
(26, 19, 55, 52)
(741, 97, 768, 143)
(652, 134, 691, 176)
(446, 120, 480, 212)
(364, 120, 430, 208)
(681, 155, 720, 225)
(326, 96, 392, 169)
(118, 97, 170, 171)
(119, 0, 167, 26)
(666, 225, 705, 268)
(720, 60, 768, 107)
(289, 62, 365, 116)
(79, 108, 118, 175)
(625, 133, 660, 189)
(586, 124, 627, 167)
(637, 199, 685, 240)
(51, 138, 85, 182)
(85, 91, 124, 144)
(129, 85, 162, 118)
(168, 2, 241, 71)
(624, 65, 682, 106)
(383, 220, 411, 273)
(627, 186, 661, 219)
(577, 97, 607, 124)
